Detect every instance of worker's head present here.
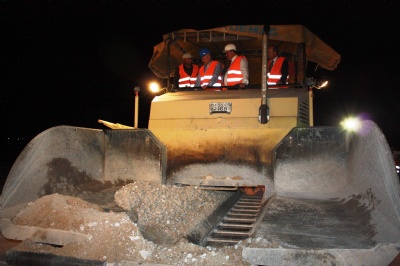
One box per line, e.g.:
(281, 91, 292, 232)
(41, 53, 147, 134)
(267, 46, 279, 60)
(199, 48, 211, 65)
(224, 43, 237, 61)
(182, 53, 193, 67)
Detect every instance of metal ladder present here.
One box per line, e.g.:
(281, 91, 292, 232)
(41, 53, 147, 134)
(206, 195, 263, 246)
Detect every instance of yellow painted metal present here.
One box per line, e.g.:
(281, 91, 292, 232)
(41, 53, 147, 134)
(148, 89, 303, 184)
(149, 90, 299, 130)
(148, 117, 297, 130)
(98, 119, 135, 129)
(149, 127, 291, 166)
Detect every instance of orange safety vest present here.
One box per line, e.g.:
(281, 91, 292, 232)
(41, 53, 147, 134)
(225, 55, 247, 86)
(267, 57, 289, 86)
(199, 61, 222, 87)
(178, 64, 199, 87)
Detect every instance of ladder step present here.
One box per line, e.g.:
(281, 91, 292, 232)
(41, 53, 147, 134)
(218, 223, 254, 229)
(240, 197, 262, 201)
(205, 195, 264, 247)
(232, 205, 259, 209)
(231, 208, 259, 213)
(238, 199, 261, 203)
(237, 199, 261, 203)
(239, 197, 262, 201)
(236, 203, 261, 207)
(224, 217, 256, 223)
(213, 229, 251, 237)
(234, 204, 261, 210)
(207, 237, 241, 244)
(242, 196, 263, 199)
(227, 212, 258, 217)
(235, 203, 261, 208)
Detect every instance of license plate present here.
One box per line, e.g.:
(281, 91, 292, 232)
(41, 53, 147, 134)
(209, 102, 232, 114)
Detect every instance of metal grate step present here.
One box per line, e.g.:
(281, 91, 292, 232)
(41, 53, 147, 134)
(205, 193, 265, 247)
(231, 208, 259, 213)
(223, 217, 256, 223)
(213, 229, 251, 237)
(227, 212, 258, 217)
(235, 203, 261, 208)
(218, 223, 254, 229)
(207, 237, 242, 244)
(239, 198, 262, 202)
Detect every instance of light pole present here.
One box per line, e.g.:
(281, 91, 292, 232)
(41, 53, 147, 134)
(134, 86, 140, 128)
(309, 87, 314, 127)
(307, 78, 328, 127)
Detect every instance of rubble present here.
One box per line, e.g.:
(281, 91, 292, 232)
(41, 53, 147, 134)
(8, 181, 262, 265)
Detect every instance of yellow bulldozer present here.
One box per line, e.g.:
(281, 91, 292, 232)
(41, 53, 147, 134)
(1, 25, 400, 265)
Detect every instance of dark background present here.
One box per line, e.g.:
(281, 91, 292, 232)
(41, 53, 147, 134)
(1, 1, 400, 178)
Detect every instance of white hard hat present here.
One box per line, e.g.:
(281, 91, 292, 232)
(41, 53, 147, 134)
(224, 44, 236, 52)
(182, 53, 193, 59)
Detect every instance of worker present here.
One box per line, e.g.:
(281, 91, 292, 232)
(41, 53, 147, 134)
(267, 45, 289, 86)
(173, 53, 199, 89)
(223, 43, 249, 89)
(195, 48, 223, 89)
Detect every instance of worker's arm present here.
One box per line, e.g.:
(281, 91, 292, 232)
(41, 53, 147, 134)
(209, 62, 223, 86)
(240, 57, 249, 85)
(279, 59, 289, 84)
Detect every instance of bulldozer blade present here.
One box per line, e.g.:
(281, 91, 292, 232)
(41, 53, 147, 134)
(1, 126, 166, 244)
(241, 120, 400, 265)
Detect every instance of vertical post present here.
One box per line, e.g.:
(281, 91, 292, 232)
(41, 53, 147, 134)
(309, 87, 314, 127)
(302, 43, 307, 87)
(167, 36, 171, 91)
(134, 86, 140, 128)
(303, 43, 313, 127)
(259, 25, 270, 124)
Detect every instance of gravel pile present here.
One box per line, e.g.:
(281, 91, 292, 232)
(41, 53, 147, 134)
(115, 182, 233, 244)
(9, 181, 269, 265)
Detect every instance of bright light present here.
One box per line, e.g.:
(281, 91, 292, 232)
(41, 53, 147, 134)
(306, 78, 329, 89)
(319, 80, 328, 88)
(341, 117, 361, 132)
(149, 82, 160, 93)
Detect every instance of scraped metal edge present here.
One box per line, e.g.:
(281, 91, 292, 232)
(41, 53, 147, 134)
(242, 244, 400, 265)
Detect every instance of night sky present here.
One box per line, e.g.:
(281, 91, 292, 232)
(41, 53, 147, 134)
(2, 1, 400, 168)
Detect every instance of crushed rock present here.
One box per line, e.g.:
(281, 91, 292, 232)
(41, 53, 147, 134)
(9, 181, 273, 265)
(114, 182, 233, 244)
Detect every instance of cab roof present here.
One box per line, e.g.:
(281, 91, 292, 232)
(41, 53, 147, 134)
(148, 25, 341, 79)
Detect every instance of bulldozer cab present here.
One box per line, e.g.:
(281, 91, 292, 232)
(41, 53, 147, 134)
(146, 25, 341, 191)
(149, 25, 341, 90)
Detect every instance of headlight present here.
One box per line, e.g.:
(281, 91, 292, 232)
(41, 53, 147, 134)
(340, 117, 361, 132)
